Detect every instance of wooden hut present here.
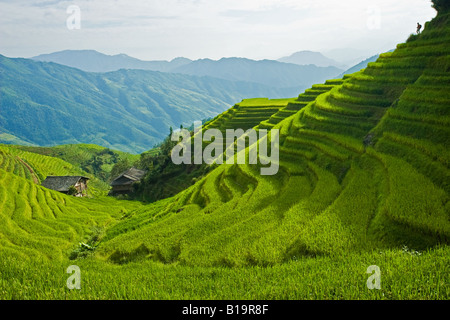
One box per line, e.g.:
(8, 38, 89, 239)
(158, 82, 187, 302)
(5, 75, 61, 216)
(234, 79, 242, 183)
(110, 167, 147, 195)
(41, 176, 89, 197)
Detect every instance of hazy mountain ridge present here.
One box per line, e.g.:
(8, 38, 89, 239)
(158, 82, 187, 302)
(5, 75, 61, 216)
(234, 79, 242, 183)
(278, 50, 346, 68)
(170, 57, 343, 89)
(0, 54, 294, 153)
(31, 50, 344, 90)
(32, 50, 192, 73)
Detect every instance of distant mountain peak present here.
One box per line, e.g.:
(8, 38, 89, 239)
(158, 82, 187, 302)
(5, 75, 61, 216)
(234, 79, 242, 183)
(171, 57, 192, 62)
(278, 50, 347, 68)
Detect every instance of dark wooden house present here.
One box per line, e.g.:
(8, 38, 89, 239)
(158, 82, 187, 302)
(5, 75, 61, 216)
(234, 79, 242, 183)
(41, 176, 89, 197)
(110, 167, 147, 195)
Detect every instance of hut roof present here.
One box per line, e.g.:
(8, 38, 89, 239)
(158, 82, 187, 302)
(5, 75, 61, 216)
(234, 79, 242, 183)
(110, 167, 147, 186)
(41, 176, 89, 192)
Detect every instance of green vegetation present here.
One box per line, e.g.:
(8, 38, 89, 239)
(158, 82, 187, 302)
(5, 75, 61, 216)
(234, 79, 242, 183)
(1, 145, 98, 190)
(432, 0, 450, 12)
(130, 131, 213, 202)
(17, 144, 139, 182)
(0, 160, 142, 261)
(1, 246, 448, 299)
(0, 3, 449, 300)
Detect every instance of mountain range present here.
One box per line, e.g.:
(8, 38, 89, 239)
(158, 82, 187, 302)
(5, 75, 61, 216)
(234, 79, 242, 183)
(0, 49, 379, 154)
(0, 54, 298, 153)
(32, 50, 343, 89)
(32, 50, 193, 73)
(170, 57, 342, 88)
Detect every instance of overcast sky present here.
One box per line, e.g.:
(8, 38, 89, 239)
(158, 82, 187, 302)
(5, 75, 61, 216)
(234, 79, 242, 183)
(0, 0, 437, 62)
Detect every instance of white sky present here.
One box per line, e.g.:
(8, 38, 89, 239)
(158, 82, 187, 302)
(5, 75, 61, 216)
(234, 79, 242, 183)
(0, 0, 437, 62)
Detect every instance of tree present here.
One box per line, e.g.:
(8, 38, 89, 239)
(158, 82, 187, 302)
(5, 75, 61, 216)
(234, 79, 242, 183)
(432, 0, 450, 13)
(109, 158, 130, 182)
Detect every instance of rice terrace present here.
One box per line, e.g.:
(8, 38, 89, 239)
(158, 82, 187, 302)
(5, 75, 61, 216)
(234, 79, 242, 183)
(0, 0, 449, 305)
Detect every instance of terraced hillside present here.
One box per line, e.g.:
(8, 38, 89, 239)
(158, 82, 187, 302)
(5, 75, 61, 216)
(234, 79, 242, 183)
(0, 4, 449, 300)
(16, 144, 140, 182)
(97, 11, 450, 266)
(0, 145, 113, 194)
(0, 146, 143, 262)
(257, 79, 345, 130)
(200, 98, 295, 153)
(205, 98, 296, 131)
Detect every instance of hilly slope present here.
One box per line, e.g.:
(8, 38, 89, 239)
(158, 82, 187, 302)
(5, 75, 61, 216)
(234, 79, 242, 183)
(0, 55, 293, 153)
(16, 144, 140, 182)
(0, 144, 111, 195)
(0, 144, 144, 262)
(129, 97, 298, 203)
(97, 9, 450, 266)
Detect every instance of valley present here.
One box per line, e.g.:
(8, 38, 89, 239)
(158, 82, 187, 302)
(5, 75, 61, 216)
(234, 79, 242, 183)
(0, 1, 449, 301)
